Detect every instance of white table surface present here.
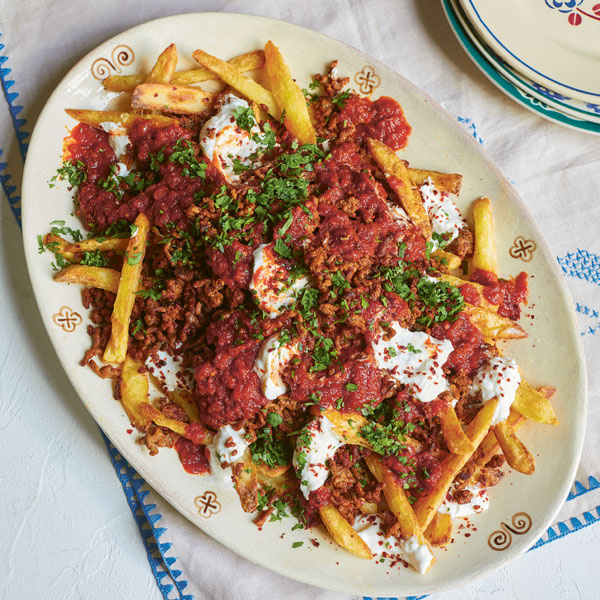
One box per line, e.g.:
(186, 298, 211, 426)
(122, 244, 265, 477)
(1, 2, 598, 598)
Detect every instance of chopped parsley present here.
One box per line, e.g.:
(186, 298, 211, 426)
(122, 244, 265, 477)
(233, 106, 256, 132)
(332, 89, 351, 109)
(250, 426, 292, 469)
(49, 159, 87, 188)
(267, 412, 283, 428)
(168, 139, 207, 178)
(273, 238, 293, 259)
(80, 250, 107, 267)
(49, 220, 83, 242)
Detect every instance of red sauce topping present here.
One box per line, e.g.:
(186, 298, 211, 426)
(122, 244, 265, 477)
(383, 451, 442, 494)
(174, 437, 211, 474)
(207, 240, 254, 290)
(339, 96, 412, 150)
(290, 358, 385, 414)
(194, 312, 267, 429)
(314, 143, 424, 262)
(432, 313, 488, 378)
(184, 422, 208, 445)
(484, 272, 529, 320)
(66, 123, 115, 183)
(72, 122, 222, 231)
(459, 283, 481, 306)
(470, 268, 497, 287)
(471, 270, 528, 320)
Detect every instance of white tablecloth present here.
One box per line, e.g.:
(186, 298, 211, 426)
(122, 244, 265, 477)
(1, 1, 598, 599)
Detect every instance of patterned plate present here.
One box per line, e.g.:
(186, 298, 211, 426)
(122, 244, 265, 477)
(21, 12, 587, 597)
(459, 0, 600, 104)
(444, 0, 600, 135)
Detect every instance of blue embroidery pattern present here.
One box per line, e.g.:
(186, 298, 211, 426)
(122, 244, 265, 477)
(557, 249, 600, 286)
(457, 116, 485, 145)
(0, 147, 21, 222)
(103, 433, 193, 600)
(0, 33, 30, 163)
(574, 302, 600, 336)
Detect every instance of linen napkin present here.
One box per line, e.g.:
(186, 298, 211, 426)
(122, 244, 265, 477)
(1, 1, 598, 599)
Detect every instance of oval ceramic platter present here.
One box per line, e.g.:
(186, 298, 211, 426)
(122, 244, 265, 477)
(21, 13, 586, 598)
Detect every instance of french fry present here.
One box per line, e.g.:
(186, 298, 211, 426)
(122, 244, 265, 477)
(324, 409, 420, 451)
(132, 83, 214, 115)
(254, 463, 291, 478)
(476, 408, 526, 468)
(493, 420, 535, 474)
(103, 50, 265, 91)
(364, 454, 424, 541)
(65, 236, 129, 255)
(43, 233, 75, 262)
(463, 305, 527, 339)
(472, 197, 498, 276)
(512, 381, 558, 425)
(319, 504, 373, 559)
(413, 399, 498, 529)
(120, 356, 152, 430)
(407, 168, 463, 195)
(139, 402, 213, 444)
(264, 40, 316, 145)
(367, 138, 432, 240)
(65, 109, 178, 129)
(231, 449, 259, 513)
(439, 403, 474, 455)
(439, 273, 498, 310)
(424, 512, 452, 547)
(360, 501, 379, 515)
(432, 250, 461, 271)
(145, 44, 178, 84)
(103, 213, 149, 364)
(192, 48, 280, 118)
(171, 387, 202, 423)
(55, 264, 121, 293)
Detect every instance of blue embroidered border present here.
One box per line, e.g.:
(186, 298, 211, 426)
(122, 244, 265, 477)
(0, 33, 30, 163)
(0, 49, 598, 599)
(102, 433, 194, 600)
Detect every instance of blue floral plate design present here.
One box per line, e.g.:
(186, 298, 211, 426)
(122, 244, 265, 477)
(442, 0, 600, 135)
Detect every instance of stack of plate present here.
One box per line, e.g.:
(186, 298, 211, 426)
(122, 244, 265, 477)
(442, 0, 600, 135)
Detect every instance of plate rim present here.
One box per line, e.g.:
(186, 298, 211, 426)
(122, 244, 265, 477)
(20, 10, 588, 597)
(459, 0, 600, 103)
(453, 0, 600, 122)
(443, 0, 600, 135)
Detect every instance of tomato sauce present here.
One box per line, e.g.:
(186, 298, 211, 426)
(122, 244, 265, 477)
(459, 283, 481, 306)
(470, 270, 528, 320)
(339, 96, 412, 150)
(485, 272, 528, 320)
(432, 313, 488, 378)
(383, 450, 442, 494)
(314, 142, 424, 262)
(290, 358, 385, 413)
(174, 437, 211, 474)
(195, 312, 267, 428)
(66, 123, 115, 183)
(207, 240, 254, 290)
(70, 122, 223, 231)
